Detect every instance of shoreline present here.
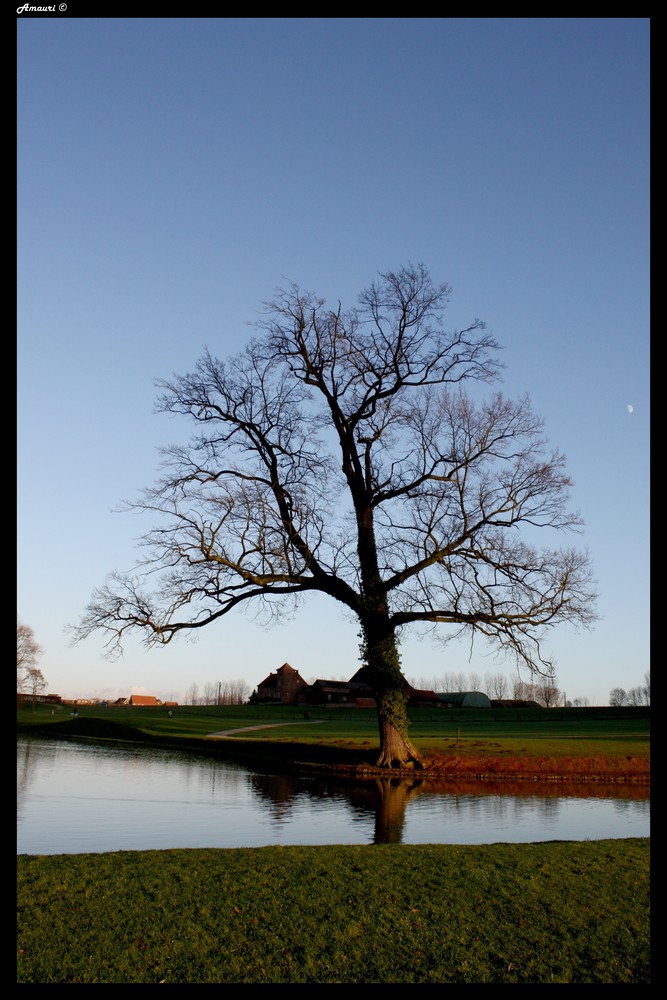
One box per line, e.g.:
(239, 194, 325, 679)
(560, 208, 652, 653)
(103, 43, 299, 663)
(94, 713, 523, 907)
(17, 720, 649, 786)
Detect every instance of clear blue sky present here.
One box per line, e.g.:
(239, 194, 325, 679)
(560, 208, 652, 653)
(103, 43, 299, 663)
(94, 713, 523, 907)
(17, 17, 650, 706)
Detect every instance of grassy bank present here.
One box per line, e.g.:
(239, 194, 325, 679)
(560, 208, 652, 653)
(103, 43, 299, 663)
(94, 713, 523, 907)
(17, 703, 650, 781)
(17, 840, 650, 983)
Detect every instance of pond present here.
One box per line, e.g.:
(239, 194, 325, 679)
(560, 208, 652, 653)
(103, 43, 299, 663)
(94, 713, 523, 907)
(17, 736, 650, 855)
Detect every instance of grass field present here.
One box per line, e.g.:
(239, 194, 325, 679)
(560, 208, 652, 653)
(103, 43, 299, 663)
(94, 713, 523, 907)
(17, 702, 650, 781)
(17, 840, 650, 983)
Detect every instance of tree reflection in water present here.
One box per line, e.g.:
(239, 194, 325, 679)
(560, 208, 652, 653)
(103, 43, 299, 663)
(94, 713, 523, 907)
(248, 771, 648, 846)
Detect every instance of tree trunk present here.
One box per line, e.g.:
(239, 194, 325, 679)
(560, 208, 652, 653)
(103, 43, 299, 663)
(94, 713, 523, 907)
(361, 624, 423, 769)
(373, 777, 423, 842)
(376, 693, 422, 768)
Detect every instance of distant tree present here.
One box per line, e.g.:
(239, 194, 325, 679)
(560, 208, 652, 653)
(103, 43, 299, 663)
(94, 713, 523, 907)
(485, 672, 509, 701)
(202, 681, 218, 705)
(26, 667, 47, 712)
(643, 671, 650, 706)
(570, 696, 590, 707)
(609, 687, 628, 707)
(226, 679, 251, 705)
(72, 264, 598, 768)
(468, 671, 482, 691)
(512, 677, 534, 701)
(185, 682, 200, 706)
(408, 675, 435, 691)
(512, 676, 562, 706)
(17, 621, 43, 693)
(535, 683, 561, 708)
(439, 671, 467, 694)
(627, 685, 648, 707)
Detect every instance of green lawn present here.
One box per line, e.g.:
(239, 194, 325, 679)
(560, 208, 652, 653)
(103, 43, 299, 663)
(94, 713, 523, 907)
(17, 840, 650, 983)
(17, 702, 650, 771)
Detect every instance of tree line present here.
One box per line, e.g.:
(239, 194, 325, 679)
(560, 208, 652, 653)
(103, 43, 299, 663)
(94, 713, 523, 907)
(609, 673, 650, 707)
(410, 669, 650, 708)
(183, 679, 252, 706)
(408, 670, 565, 707)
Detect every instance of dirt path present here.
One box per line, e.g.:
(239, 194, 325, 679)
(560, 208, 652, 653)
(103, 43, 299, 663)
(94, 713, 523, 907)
(207, 721, 327, 738)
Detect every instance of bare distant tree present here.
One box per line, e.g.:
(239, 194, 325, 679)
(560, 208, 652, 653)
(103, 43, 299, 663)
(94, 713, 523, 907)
(408, 676, 436, 692)
(570, 696, 590, 707)
(26, 667, 47, 712)
(485, 672, 509, 700)
(202, 681, 218, 705)
(467, 671, 482, 691)
(72, 264, 598, 768)
(440, 671, 467, 693)
(224, 679, 251, 705)
(535, 683, 561, 708)
(609, 687, 628, 707)
(513, 677, 534, 701)
(644, 671, 650, 705)
(17, 621, 43, 693)
(627, 686, 648, 707)
(185, 682, 200, 706)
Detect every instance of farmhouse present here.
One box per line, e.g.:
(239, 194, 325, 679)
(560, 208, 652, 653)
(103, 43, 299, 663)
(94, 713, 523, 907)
(252, 662, 310, 705)
(298, 677, 376, 709)
(251, 663, 440, 709)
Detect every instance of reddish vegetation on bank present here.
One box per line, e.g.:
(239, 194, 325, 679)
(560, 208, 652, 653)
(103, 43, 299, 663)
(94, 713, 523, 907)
(416, 752, 649, 782)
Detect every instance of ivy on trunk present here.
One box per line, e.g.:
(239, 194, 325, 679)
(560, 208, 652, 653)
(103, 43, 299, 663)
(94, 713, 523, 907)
(360, 626, 422, 768)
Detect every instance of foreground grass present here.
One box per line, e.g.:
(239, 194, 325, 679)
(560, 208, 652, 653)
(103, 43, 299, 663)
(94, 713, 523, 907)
(17, 840, 649, 983)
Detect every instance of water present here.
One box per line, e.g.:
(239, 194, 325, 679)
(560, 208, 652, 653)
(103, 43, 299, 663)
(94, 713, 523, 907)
(17, 736, 649, 855)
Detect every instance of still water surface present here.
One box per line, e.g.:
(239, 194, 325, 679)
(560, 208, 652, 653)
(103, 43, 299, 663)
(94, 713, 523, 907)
(17, 736, 649, 855)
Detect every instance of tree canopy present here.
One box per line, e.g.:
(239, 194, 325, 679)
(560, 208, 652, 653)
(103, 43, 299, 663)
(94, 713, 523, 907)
(74, 264, 597, 766)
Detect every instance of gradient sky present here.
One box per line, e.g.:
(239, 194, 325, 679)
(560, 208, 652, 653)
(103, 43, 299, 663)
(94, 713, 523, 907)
(17, 17, 650, 706)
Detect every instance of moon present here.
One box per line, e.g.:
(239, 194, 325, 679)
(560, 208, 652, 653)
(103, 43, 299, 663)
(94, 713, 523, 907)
(627, 404, 634, 414)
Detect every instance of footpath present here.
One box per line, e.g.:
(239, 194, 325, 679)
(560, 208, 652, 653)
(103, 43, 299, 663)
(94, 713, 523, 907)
(208, 721, 327, 738)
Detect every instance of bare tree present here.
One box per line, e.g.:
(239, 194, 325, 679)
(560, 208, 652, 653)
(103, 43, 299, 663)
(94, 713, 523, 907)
(202, 681, 218, 705)
(185, 682, 200, 706)
(25, 667, 47, 712)
(73, 264, 597, 768)
(627, 686, 647, 707)
(224, 679, 251, 705)
(609, 687, 628, 707)
(439, 671, 466, 694)
(513, 677, 534, 701)
(513, 677, 561, 705)
(408, 675, 434, 691)
(485, 672, 509, 700)
(17, 621, 43, 693)
(535, 683, 561, 708)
